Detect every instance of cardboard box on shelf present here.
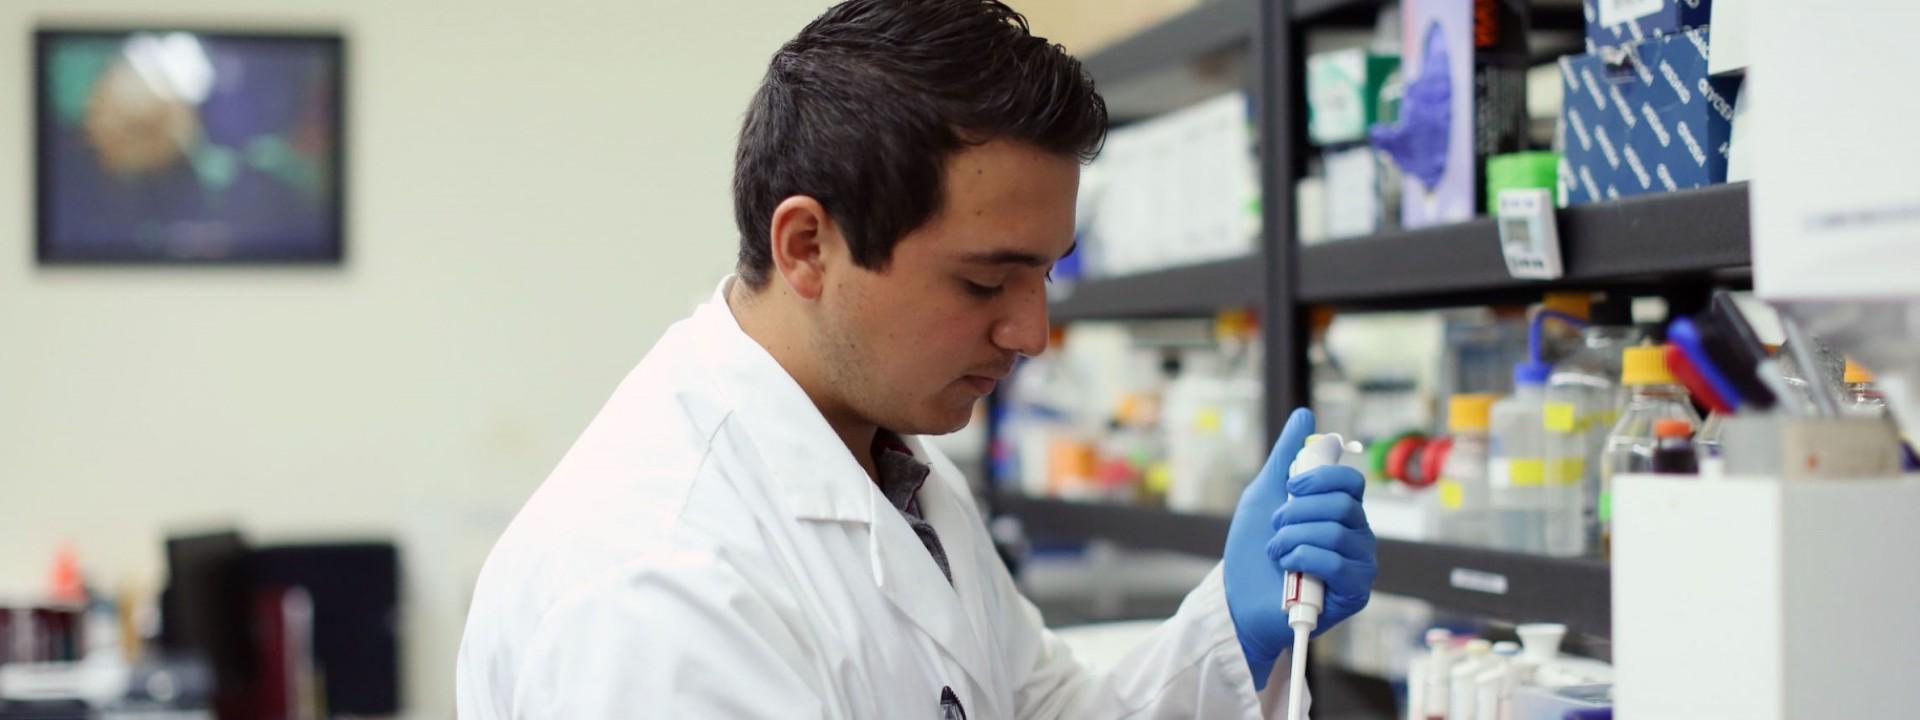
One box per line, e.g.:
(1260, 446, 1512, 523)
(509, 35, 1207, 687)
(1557, 27, 1741, 205)
(1370, 0, 1528, 230)
(1583, 0, 1713, 53)
(1308, 49, 1400, 147)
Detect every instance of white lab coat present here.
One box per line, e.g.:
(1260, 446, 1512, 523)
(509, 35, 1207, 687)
(456, 278, 1303, 719)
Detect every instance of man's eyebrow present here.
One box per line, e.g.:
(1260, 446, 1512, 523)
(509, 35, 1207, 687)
(959, 242, 1077, 267)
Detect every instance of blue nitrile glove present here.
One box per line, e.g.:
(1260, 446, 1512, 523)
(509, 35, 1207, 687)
(1223, 408, 1378, 690)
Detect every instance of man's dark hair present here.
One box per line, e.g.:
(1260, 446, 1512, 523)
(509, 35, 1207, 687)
(732, 0, 1108, 288)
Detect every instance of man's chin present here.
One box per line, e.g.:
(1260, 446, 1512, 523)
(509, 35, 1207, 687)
(893, 404, 974, 437)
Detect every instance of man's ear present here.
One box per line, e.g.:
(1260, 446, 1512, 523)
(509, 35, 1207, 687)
(767, 196, 838, 301)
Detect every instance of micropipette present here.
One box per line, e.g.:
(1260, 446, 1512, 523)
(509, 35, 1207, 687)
(1283, 433, 1362, 719)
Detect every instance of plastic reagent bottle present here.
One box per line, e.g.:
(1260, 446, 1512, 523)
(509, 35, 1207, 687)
(1542, 299, 1640, 556)
(1436, 395, 1496, 547)
(1649, 418, 1698, 474)
(1421, 628, 1455, 720)
(1474, 641, 1522, 720)
(1449, 639, 1494, 720)
(1490, 362, 1551, 554)
(1601, 346, 1701, 553)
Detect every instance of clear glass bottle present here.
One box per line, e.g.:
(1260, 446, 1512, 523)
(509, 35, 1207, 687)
(1601, 346, 1702, 554)
(1537, 292, 1594, 364)
(1542, 303, 1643, 556)
(1435, 394, 1496, 547)
(1844, 359, 1889, 417)
(1489, 363, 1550, 554)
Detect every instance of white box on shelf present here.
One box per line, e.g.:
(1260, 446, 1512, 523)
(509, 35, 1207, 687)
(1081, 92, 1257, 278)
(1612, 474, 1920, 719)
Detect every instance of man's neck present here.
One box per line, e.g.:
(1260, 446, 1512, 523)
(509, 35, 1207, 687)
(726, 279, 881, 481)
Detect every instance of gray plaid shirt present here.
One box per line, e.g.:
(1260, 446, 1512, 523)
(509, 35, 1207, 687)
(874, 436, 953, 586)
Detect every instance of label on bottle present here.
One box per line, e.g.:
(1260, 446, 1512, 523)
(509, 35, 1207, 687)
(1490, 458, 1546, 488)
(1438, 479, 1465, 510)
(1548, 458, 1586, 486)
(1543, 402, 1579, 433)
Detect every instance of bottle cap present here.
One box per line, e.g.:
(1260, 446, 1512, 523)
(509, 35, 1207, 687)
(1621, 345, 1676, 385)
(1448, 394, 1495, 432)
(1464, 638, 1493, 655)
(1492, 641, 1521, 656)
(1514, 361, 1552, 386)
(1654, 418, 1693, 439)
(1844, 358, 1876, 385)
(1542, 292, 1593, 322)
(1516, 623, 1567, 662)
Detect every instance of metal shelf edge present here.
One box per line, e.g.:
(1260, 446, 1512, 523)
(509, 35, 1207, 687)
(992, 495, 1612, 637)
(1049, 255, 1265, 321)
(1297, 183, 1751, 305)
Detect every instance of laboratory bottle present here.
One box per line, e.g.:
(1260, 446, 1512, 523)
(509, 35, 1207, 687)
(1489, 363, 1550, 554)
(1448, 639, 1494, 720)
(1434, 395, 1496, 547)
(1695, 411, 1724, 464)
(1600, 346, 1700, 553)
(1844, 359, 1889, 417)
(1541, 301, 1641, 556)
(1536, 292, 1594, 364)
(1420, 628, 1455, 720)
(1474, 641, 1521, 720)
(1649, 419, 1698, 474)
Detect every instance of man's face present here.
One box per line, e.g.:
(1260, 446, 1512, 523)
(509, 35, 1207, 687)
(815, 140, 1078, 436)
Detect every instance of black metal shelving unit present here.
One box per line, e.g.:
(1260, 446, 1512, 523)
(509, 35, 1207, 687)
(996, 494, 1613, 643)
(1299, 183, 1751, 308)
(1000, 0, 1748, 687)
(1049, 257, 1264, 321)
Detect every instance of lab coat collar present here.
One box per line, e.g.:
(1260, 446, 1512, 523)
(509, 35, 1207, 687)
(688, 277, 1000, 710)
(688, 277, 873, 525)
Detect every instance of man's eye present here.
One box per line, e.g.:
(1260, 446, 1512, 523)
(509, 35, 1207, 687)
(963, 281, 1004, 298)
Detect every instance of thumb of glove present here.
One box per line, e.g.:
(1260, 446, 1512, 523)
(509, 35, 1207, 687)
(1240, 407, 1315, 510)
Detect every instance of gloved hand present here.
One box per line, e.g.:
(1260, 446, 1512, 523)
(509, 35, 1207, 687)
(1223, 408, 1378, 690)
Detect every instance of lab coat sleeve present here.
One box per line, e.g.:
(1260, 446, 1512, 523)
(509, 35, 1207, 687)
(508, 559, 830, 719)
(1009, 564, 1306, 719)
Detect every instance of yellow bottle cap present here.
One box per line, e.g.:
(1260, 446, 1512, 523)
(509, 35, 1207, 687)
(1621, 345, 1675, 385)
(1542, 292, 1593, 322)
(1844, 358, 1876, 385)
(1214, 309, 1258, 340)
(1448, 394, 1495, 432)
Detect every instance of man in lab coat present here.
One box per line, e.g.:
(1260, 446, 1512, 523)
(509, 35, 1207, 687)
(456, 1, 1377, 717)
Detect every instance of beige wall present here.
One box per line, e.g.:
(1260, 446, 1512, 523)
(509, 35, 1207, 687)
(0, 1, 828, 715)
(1020, 0, 1200, 54)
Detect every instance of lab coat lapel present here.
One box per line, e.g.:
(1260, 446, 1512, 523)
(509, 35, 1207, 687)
(685, 279, 1000, 704)
(903, 441, 1011, 717)
(866, 484, 1001, 711)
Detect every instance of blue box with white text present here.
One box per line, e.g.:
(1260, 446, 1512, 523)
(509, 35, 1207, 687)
(1557, 28, 1739, 205)
(1582, 0, 1712, 53)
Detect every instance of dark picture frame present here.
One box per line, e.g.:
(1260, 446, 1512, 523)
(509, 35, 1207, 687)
(34, 28, 346, 264)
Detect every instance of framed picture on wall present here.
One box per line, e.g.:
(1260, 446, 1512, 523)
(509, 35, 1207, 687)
(34, 29, 345, 264)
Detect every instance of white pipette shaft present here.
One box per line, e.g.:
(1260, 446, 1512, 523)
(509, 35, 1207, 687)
(1284, 434, 1356, 718)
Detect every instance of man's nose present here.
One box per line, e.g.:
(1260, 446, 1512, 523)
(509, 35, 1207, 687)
(992, 284, 1049, 358)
